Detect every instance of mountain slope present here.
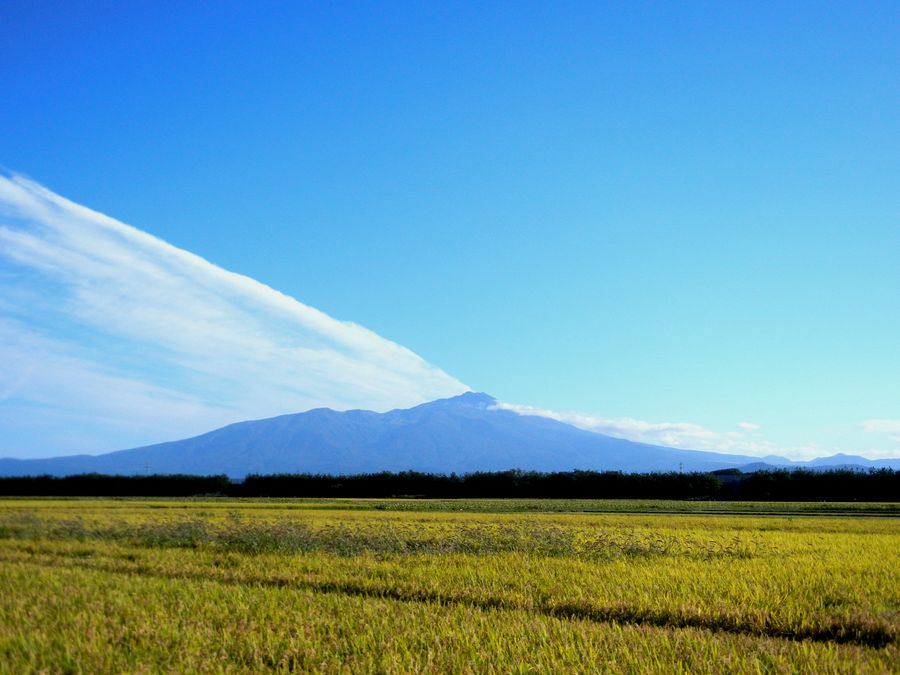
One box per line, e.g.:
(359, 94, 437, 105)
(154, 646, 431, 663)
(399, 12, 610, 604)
(2, 393, 896, 477)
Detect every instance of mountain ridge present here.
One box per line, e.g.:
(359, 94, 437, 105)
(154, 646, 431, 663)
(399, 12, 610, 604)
(1, 393, 897, 477)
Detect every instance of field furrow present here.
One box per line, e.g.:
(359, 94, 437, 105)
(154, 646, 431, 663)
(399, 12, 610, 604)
(0, 545, 894, 648)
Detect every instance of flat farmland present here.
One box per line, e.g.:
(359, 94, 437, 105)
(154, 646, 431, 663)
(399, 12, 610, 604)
(0, 499, 897, 673)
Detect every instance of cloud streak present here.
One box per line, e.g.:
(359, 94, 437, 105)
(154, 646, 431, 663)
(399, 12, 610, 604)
(0, 174, 468, 457)
(862, 419, 900, 442)
(493, 401, 831, 460)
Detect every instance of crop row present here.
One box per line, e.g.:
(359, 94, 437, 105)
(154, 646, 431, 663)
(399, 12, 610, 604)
(0, 512, 771, 561)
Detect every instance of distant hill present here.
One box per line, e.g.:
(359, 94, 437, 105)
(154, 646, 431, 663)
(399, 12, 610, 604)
(739, 454, 900, 473)
(1, 393, 897, 477)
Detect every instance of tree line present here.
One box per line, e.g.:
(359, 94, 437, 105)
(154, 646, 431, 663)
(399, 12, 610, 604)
(0, 468, 896, 501)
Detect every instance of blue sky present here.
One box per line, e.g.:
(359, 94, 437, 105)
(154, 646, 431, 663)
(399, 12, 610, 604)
(1, 2, 898, 459)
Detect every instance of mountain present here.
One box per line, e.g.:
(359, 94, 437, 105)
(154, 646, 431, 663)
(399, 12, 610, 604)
(739, 454, 900, 473)
(1, 393, 897, 477)
(802, 453, 900, 469)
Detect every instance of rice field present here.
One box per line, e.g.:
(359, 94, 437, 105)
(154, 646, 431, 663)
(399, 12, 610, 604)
(0, 499, 897, 673)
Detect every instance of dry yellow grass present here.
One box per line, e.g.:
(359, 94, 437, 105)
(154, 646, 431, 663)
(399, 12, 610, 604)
(0, 499, 897, 672)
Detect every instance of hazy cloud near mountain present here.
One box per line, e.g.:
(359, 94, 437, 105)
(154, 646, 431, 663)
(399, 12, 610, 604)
(862, 420, 900, 444)
(494, 402, 827, 460)
(0, 174, 468, 457)
(496, 404, 900, 461)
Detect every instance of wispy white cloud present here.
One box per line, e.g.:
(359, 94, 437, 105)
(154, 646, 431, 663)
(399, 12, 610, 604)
(861, 419, 900, 442)
(493, 401, 830, 460)
(495, 402, 759, 453)
(0, 173, 468, 457)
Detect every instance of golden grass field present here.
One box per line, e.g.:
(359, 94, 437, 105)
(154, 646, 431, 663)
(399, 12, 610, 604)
(0, 499, 897, 673)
